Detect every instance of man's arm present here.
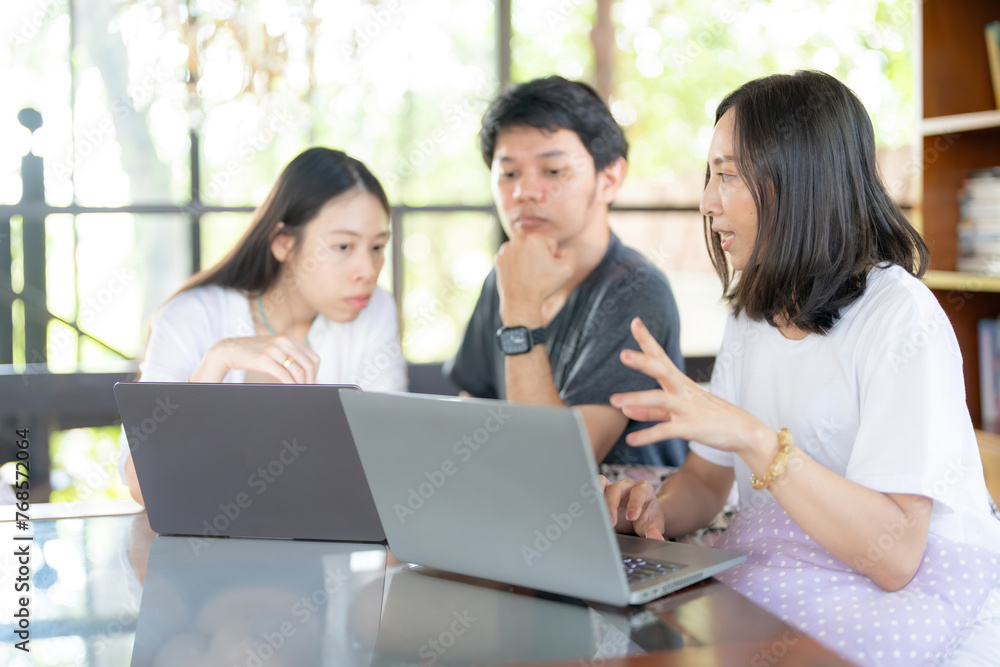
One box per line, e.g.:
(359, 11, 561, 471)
(496, 233, 632, 459)
(504, 347, 627, 460)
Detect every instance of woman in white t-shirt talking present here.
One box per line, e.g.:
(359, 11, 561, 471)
(123, 147, 406, 504)
(603, 71, 1000, 666)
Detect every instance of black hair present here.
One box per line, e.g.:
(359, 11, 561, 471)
(183, 147, 390, 294)
(705, 70, 929, 334)
(479, 75, 628, 171)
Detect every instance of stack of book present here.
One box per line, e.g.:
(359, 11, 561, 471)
(956, 168, 1000, 275)
(980, 318, 1000, 431)
(988, 21, 1000, 108)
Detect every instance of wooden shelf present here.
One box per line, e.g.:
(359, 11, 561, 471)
(920, 0, 1000, 429)
(975, 429, 1000, 503)
(921, 110, 1000, 136)
(924, 270, 1000, 293)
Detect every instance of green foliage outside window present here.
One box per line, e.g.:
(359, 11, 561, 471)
(1, 0, 917, 502)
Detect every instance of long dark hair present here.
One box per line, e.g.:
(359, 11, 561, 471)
(183, 147, 390, 294)
(705, 70, 928, 334)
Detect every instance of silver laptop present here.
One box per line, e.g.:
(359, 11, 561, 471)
(114, 382, 385, 543)
(340, 390, 746, 607)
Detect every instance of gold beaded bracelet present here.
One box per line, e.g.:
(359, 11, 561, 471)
(749, 428, 794, 490)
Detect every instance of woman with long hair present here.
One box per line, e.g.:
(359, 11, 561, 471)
(123, 147, 405, 504)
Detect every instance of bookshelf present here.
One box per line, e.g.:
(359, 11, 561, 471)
(920, 0, 1000, 427)
(973, 430, 1000, 507)
(923, 270, 1000, 293)
(921, 110, 1000, 136)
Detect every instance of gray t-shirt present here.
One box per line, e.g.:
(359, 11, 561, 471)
(445, 233, 687, 467)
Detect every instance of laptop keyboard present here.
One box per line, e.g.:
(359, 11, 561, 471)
(622, 556, 684, 585)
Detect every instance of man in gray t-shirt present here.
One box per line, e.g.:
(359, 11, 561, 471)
(444, 76, 687, 467)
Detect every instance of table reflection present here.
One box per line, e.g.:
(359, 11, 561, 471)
(371, 566, 684, 666)
(0, 514, 153, 667)
(130, 537, 386, 667)
(1, 513, 837, 666)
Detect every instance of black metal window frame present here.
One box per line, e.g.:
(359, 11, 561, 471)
(2, 0, 716, 371)
(0, 0, 719, 483)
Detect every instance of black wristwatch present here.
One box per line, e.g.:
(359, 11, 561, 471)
(495, 326, 547, 355)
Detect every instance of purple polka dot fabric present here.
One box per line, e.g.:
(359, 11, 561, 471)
(713, 503, 1000, 666)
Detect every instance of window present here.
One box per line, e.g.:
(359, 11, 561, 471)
(1, 0, 915, 503)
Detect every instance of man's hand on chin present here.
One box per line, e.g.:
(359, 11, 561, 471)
(495, 230, 576, 325)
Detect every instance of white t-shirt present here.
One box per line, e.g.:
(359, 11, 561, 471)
(691, 264, 1000, 554)
(138, 284, 407, 391)
(118, 285, 406, 481)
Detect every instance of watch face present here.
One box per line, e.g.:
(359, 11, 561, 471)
(498, 327, 531, 354)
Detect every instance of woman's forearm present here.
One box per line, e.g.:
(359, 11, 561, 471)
(125, 454, 145, 507)
(657, 454, 734, 539)
(744, 433, 931, 592)
(188, 341, 230, 382)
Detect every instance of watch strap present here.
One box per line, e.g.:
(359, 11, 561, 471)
(495, 325, 548, 355)
(528, 327, 546, 346)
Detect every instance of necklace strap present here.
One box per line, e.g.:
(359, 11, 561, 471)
(256, 291, 313, 348)
(257, 291, 277, 336)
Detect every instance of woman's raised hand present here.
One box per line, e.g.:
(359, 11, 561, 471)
(192, 335, 321, 384)
(610, 317, 770, 456)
